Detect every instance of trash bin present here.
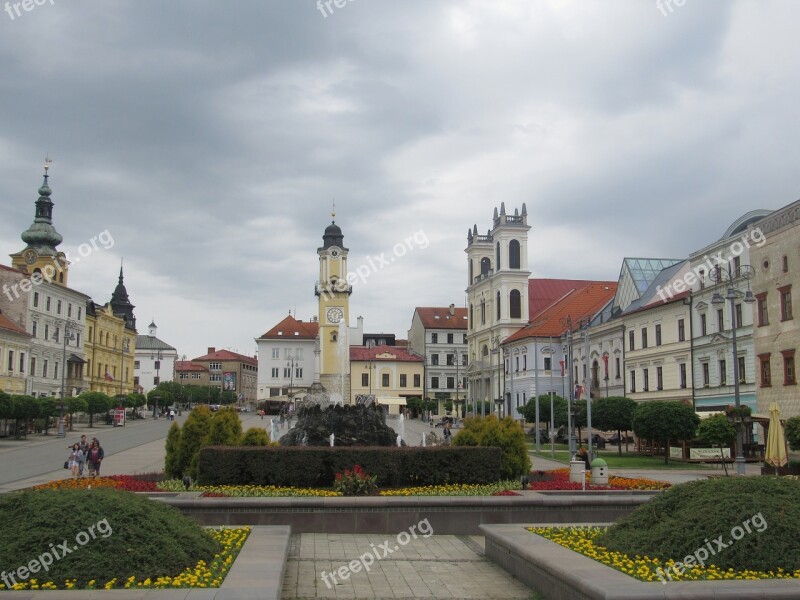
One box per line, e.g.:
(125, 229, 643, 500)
(569, 460, 586, 483)
(591, 458, 609, 485)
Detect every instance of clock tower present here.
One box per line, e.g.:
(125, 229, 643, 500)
(10, 160, 70, 286)
(315, 211, 352, 403)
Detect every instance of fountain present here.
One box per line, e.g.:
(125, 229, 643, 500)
(280, 403, 399, 446)
(396, 434, 402, 447)
(398, 412, 405, 445)
(422, 432, 426, 447)
(270, 419, 279, 442)
(329, 433, 335, 447)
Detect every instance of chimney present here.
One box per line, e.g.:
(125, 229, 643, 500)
(449, 303, 455, 316)
(207, 347, 215, 354)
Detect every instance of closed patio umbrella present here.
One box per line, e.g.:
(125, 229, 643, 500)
(764, 401, 788, 475)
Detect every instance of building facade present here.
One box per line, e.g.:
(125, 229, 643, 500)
(256, 314, 318, 403)
(0, 311, 32, 395)
(750, 199, 800, 418)
(349, 345, 424, 414)
(191, 347, 258, 404)
(134, 321, 178, 394)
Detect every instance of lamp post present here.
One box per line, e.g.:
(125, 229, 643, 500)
(710, 264, 756, 476)
(560, 316, 576, 456)
(489, 336, 501, 418)
(287, 352, 297, 411)
(58, 319, 77, 438)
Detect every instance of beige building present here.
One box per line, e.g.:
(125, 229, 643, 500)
(751, 199, 800, 418)
(349, 345, 423, 414)
(191, 347, 258, 404)
(0, 311, 32, 395)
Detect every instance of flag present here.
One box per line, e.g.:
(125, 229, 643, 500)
(104, 372, 114, 381)
(575, 385, 583, 400)
(559, 360, 565, 376)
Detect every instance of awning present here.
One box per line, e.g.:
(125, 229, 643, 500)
(374, 397, 408, 406)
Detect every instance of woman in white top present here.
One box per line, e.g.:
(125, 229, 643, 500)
(68, 443, 84, 477)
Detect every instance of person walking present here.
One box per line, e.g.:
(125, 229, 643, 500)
(67, 444, 83, 478)
(577, 445, 591, 471)
(86, 439, 105, 477)
(77, 434, 89, 476)
(443, 423, 452, 445)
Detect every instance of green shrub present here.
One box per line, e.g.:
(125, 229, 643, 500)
(453, 415, 531, 479)
(0, 488, 219, 587)
(597, 477, 800, 571)
(206, 407, 242, 446)
(197, 446, 502, 487)
(333, 465, 378, 496)
(785, 416, 800, 451)
(241, 428, 272, 446)
(176, 406, 212, 479)
(164, 422, 182, 478)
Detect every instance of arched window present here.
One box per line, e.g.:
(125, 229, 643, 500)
(496, 242, 501, 270)
(469, 259, 474, 283)
(480, 257, 491, 276)
(481, 299, 486, 324)
(509, 240, 521, 269)
(496, 291, 501, 320)
(469, 304, 473, 328)
(482, 345, 489, 357)
(510, 289, 521, 318)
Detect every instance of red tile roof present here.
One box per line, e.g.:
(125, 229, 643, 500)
(414, 307, 468, 329)
(175, 361, 208, 372)
(0, 313, 30, 336)
(528, 279, 598, 317)
(504, 281, 617, 343)
(258, 315, 319, 340)
(192, 349, 258, 366)
(0, 264, 27, 275)
(350, 344, 423, 362)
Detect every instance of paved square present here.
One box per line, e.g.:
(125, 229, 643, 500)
(282, 533, 533, 599)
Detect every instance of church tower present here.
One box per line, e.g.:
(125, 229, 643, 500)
(315, 209, 352, 403)
(10, 159, 70, 286)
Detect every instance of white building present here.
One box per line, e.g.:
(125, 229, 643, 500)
(134, 321, 178, 394)
(256, 314, 319, 403)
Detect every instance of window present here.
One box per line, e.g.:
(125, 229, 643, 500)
(509, 240, 521, 269)
(735, 303, 742, 329)
(700, 313, 707, 336)
(515, 356, 520, 372)
(643, 368, 649, 391)
(283, 367, 291, 378)
(782, 350, 796, 385)
(33, 292, 39, 307)
(43, 359, 48, 378)
(32, 321, 37, 337)
(698, 269, 705, 289)
(702, 363, 710, 386)
(431, 353, 439, 366)
(447, 333, 453, 344)
(738, 356, 746, 383)
(628, 330, 635, 351)
(510, 289, 522, 319)
(382, 373, 390, 387)
(757, 293, 769, 326)
(717, 308, 725, 332)
(656, 366, 662, 390)
(678, 318, 685, 342)
(431, 333, 438, 344)
(67, 303, 72, 317)
(719, 359, 727, 385)
(431, 376, 439, 389)
(271, 368, 279, 378)
(461, 353, 467, 366)
(54, 361, 59, 379)
(544, 357, 552, 371)
(76, 333, 80, 346)
(759, 354, 771, 387)
(192, 373, 200, 380)
(134, 360, 140, 369)
(679, 363, 687, 388)
(496, 242, 501, 270)
(30, 357, 36, 377)
(154, 360, 161, 370)
(641, 328, 648, 349)
(210, 374, 221, 382)
(523, 354, 527, 371)
(57, 300, 62, 314)
(446, 376, 455, 389)
(46, 296, 51, 311)
(783, 255, 789, 273)
(361, 373, 369, 386)
(655, 324, 662, 346)
(134, 376, 141, 385)
(153, 376, 160, 385)
(7, 350, 13, 372)
(400, 374, 407, 387)
(615, 357, 621, 379)
(209, 362, 222, 370)
(413, 374, 420, 387)
(462, 334, 467, 344)
(44, 324, 49, 340)
(480, 299, 485, 325)
(733, 256, 741, 273)
(77, 307, 81, 320)
(629, 371, 636, 392)
(496, 291, 501, 320)
(271, 348, 279, 359)
(296, 368, 303, 378)
(780, 286, 793, 321)
(446, 354, 455, 366)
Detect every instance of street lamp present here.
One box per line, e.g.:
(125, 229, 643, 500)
(287, 353, 297, 411)
(710, 263, 756, 476)
(489, 336, 501, 418)
(559, 316, 576, 456)
(58, 319, 77, 438)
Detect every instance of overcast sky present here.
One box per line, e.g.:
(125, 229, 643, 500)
(1, 1, 798, 360)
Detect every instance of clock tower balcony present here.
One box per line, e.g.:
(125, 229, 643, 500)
(315, 281, 353, 297)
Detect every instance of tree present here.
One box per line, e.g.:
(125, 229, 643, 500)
(632, 401, 700, 464)
(520, 394, 566, 426)
(696, 414, 736, 476)
(592, 396, 637, 454)
(219, 391, 237, 406)
(0, 392, 15, 434)
(11, 395, 39, 437)
(206, 407, 242, 446)
(125, 393, 147, 415)
(164, 422, 182, 478)
(785, 416, 800, 452)
(241, 428, 272, 446)
(176, 406, 212, 479)
(453, 415, 531, 479)
(80, 392, 112, 427)
(38, 398, 57, 435)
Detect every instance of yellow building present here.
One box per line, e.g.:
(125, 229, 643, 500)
(0, 312, 32, 395)
(316, 215, 353, 402)
(84, 268, 137, 397)
(349, 345, 424, 414)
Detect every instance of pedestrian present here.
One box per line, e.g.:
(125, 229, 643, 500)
(577, 445, 591, 471)
(67, 443, 83, 478)
(169, 408, 175, 421)
(86, 439, 105, 477)
(442, 423, 452, 445)
(77, 435, 89, 476)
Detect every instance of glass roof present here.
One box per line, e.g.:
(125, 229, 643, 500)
(624, 258, 683, 293)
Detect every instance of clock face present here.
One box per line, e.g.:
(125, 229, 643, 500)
(327, 307, 344, 324)
(23, 249, 37, 265)
(329, 248, 341, 259)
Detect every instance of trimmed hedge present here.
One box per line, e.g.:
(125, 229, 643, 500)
(197, 446, 503, 487)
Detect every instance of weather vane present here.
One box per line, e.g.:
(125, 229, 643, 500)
(331, 200, 336, 220)
(44, 155, 52, 174)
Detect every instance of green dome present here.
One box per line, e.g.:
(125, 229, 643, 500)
(590, 458, 607, 467)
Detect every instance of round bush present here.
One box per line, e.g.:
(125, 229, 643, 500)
(597, 477, 800, 572)
(0, 488, 220, 587)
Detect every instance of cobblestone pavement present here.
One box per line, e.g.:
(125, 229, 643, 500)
(282, 533, 533, 599)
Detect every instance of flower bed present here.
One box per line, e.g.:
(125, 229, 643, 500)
(528, 526, 800, 583)
(527, 468, 670, 491)
(0, 527, 249, 591)
(32, 475, 159, 492)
